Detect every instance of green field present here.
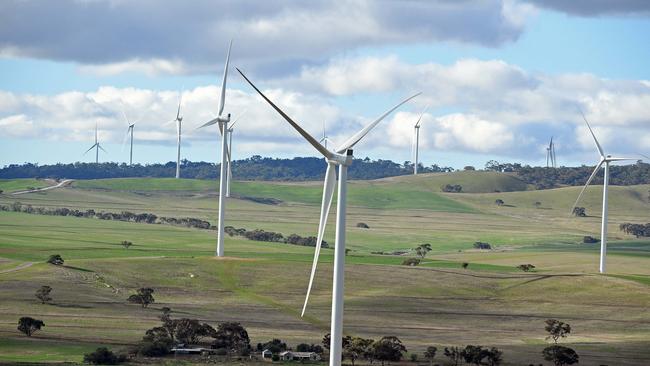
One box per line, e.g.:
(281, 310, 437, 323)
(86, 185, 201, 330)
(1, 172, 649, 365)
(0, 178, 50, 193)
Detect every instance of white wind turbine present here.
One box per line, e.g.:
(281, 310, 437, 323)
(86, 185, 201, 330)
(570, 112, 635, 273)
(411, 105, 429, 175)
(197, 39, 233, 257)
(238, 66, 419, 366)
(84, 122, 107, 163)
(224, 111, 247, 198)
(121, 107, 142, 166)
(320, 121, 334, 149)
(165, 91, 184, 179)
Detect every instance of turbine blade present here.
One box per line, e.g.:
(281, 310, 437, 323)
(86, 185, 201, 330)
(414, 104, 429, 127)
(83, 144, 97, 155)
(570, 160, 604, 215)
(197, 118, 219, 130)
(120, 106, 130, 125)
(607, 157, 637, 161)
(301, 163, 336, 317)
(237, 68, 333, 159)
(336, 92, 421, 153)
(218, 39, 232, 117)
(229, 109, 248, 130)
(163, 119, 177, 127)
(121, 127, 131, 150)
(176, 92, 183, 120)
(98, 144, 108, 153)
(580, 111, 605, 157)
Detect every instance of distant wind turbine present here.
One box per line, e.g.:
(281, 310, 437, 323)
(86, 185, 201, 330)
(197, 39, 233, 257)
(84, 122, 107, 163)
(121, 107, 142, 165)
(546, 137, 557, 168)
(165, 91, 184, 178)
(411, 105, 429, 175)
(239, 66, 419, 366)
(570, 112, 635, 273)
(320, 121, 334, 149)
(225, 111, 246, 198)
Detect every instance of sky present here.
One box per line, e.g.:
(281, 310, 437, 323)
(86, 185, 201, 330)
(1, 0, 650, 170)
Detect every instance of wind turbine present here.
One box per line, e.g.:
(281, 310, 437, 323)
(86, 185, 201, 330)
(570, 113, 635, 273)
(320, 121, 334, 149)
(121, 108, 141, 165)
(84, 122, 107, 163)
(411, 105, 429, 175)
(197, 39, 233, 257)
(546, 137, 557, 168)
(166, 91, 184, 179)
(238, 66, 419, 366)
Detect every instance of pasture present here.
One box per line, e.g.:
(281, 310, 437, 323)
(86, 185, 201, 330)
(0, 172, 649, 365)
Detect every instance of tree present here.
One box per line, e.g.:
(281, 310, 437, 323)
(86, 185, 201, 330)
(356, 222, 370, 228)
(582, 236, 599, 244)
(47, 254, 64, 265)
(83, 347, 126, 365)
(461, 345, 485, 365)
(495, 199, 505, 206)
(174, 318, 215, 344)
(572, 207, 586, 217)
(212, 322, 251, 355)
(534, 201, 542, 208)
(121, 240, 133, 249)
(542, 345, 579, 366)
(17, 317, 44, 336)
(322, 333, 352, 351)
(423, 346, 437, 366)
(462, 262, 469, 269)
(443, 346, 463, 366)
(159, 307, 177, 343)
(344, 337, 374, 366)
(372, 336, 407, 365)
(297, 343, 324, 354)
(140, 327, 173, 357)
(464, 166, 476, 171)
(127, 287, 155, 308)
(415, 243, 432, 259)
(35, 285, 52, 304)
(545, 319, 571, 344)
(485, 347, 503, 366)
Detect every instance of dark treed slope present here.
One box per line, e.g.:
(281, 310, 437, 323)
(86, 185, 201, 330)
(1, 157, 649, 187)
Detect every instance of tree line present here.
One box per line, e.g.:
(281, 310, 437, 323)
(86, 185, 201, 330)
(0, 156, 452, 181)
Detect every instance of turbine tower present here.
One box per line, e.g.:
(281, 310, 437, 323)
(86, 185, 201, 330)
(225, 112, 246, 198)
(166, 91, 184, 178)
(198, 39, 233, 257)
(239, 66, 419, 366)
(84, 122, 107, 163)
(320, 121, 333, 149)
(571, 113, 634, 273)
(411, 106, 429, 175)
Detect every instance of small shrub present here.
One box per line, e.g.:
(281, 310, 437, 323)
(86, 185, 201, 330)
(582, 236, 599, 244)
(473, 242, 492, 250)
(534, 201, 542, 208)
(402, 258, 421, 266)
(441, 184, 462, 193)
(121, 241, 133, 249)
(47, 254, 64, 265)
(271, 354, 280, 362)
(572, 207, 586, 217)
(83, 347, 127, 365)
(495, 199, 505, 206)
(127, 288, 155, 308)
(517, 264, 536, 272)
(356, 222, 370, 228)
(410, 353, 418, 362)
(462, 262, 469, 269)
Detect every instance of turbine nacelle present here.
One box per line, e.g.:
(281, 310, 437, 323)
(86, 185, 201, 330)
(327, 150, 353, 167)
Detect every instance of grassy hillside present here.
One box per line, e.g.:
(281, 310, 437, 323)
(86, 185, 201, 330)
(380, 170, 533, 193)
(1, 176, 649, 365)
(73, 177, 217, 191)
(0, 178, 49, 193)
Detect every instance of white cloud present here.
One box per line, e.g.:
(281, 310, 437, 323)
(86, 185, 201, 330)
(78, 58, 187, 76)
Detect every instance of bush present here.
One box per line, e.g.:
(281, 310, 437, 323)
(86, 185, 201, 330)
(271, 354, 280, 362)
(127, 288, 155, 308)
(572, 207, 586, 217)
(517, 264, 535, 272)
(35, 285, 53, 304)
(214, 348, 228, 356)
(121, 241, 133, 249)
(47, 254, 64, 265)
(495, 199, 505, 206)
(582, 236, 599, 244)
(462, 262, 469, 269)
(137, 340, 171, 357)
(402, 258, 421, 266)
(442, 184, 462, 193)
(83, 347, 126, 365)
(473, 242, 491, 250)
(356, 222, 370, 228)
(17, 317, 44, 336)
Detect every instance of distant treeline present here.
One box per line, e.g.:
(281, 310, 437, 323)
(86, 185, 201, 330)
(1, 202, 324, 248)
(0, 156, 453, 181)
(484, 160, 650, 188)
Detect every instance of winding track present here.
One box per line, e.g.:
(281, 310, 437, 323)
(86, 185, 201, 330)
(11, 179, 74, 195)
